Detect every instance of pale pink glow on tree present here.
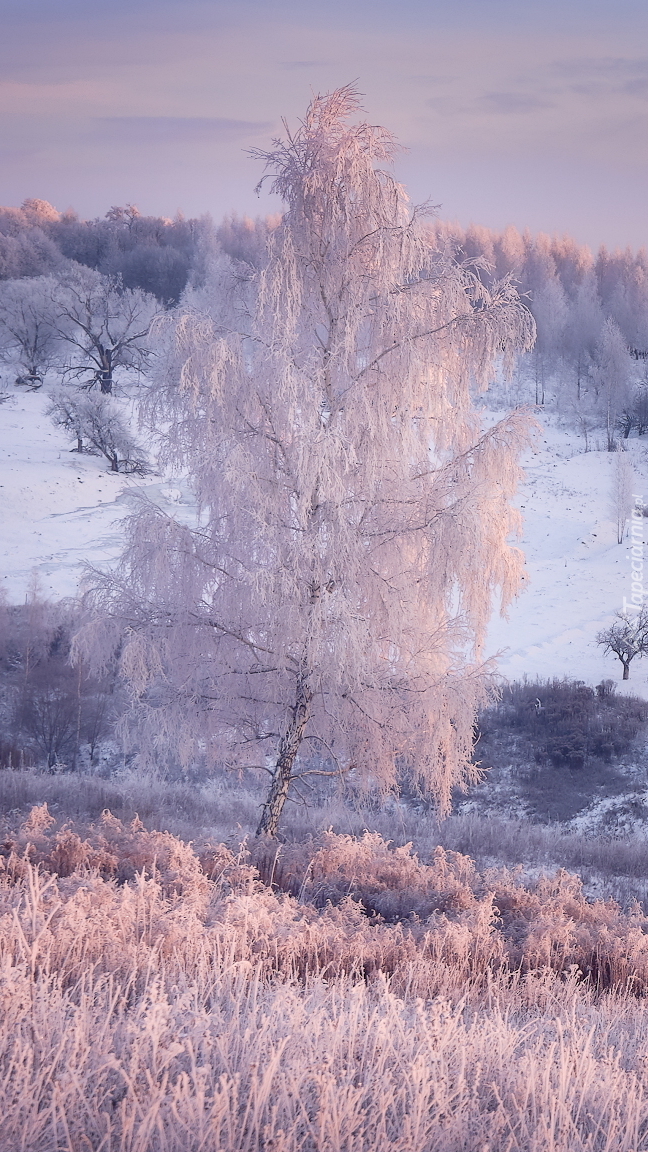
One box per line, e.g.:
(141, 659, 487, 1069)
(78, 87, 535, 835)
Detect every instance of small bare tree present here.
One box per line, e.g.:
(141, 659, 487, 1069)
(597, 607, 648, 679)
(78, 87, 535, 836)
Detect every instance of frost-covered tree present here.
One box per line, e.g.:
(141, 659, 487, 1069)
(561, 271, 603, 404)
(79, 87, 535, 835)
(0, 276, 61, 385)
(52, 266, 158, 392)
(47, 388, 148, 473)
(610, 448, 634, 544)
(597, 607, 648, 680)
(591, 318, 634, 450)
(529, 276, 568, 406)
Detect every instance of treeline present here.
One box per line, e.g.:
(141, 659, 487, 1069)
(0, 198, 210, 305)
(0, 198, 279, 304)
(4, 198, 647, 448)
(430, 220, 648, 446)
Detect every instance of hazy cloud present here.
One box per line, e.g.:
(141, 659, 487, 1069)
(480, 92, 553, 114)
(94, 117, 273, 145)
(551, 56, 648, 98)
(553, 55, 648, 77)
(280, 60, 332, 70)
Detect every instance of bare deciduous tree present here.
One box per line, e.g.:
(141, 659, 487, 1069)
(52, 266, 158, 393)
(78, 87, 535, 836)
(597, 607, 648, 679)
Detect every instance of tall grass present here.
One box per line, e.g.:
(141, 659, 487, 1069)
(3, 802, 648, 1148)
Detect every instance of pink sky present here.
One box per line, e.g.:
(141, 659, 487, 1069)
(1, 0, 647, 250)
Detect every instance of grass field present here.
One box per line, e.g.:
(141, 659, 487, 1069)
(3, 773, 648, 1149)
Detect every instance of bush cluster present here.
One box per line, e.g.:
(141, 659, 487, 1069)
(481, 678, 648, 771)
(4, 806, 648, 995)
(0, 595, 120, 770)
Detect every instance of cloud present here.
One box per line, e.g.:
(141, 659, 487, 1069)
(280, 60, 332, 70)
(625, 76, 648, 97)
(551, 56, 648, 98)
(93, 117, 273, 145)
(479, 92, 553, 114)
(553, 55, 648, 78)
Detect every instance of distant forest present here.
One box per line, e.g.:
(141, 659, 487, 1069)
(0, 197, 280, 305)
(1, 196, 647, 443)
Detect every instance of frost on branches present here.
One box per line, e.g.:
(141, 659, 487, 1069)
(79, 87, 536, 836)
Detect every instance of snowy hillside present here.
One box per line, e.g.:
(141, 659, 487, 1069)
(1, 387, 646, 697)
(0, 387, 194, 602)
(485, 418, 648, 697)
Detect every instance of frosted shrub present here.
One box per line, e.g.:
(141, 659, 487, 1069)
(5, 807, 648, 995)
(47, 387, 149, 473)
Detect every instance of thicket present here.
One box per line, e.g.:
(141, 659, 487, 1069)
(480, 678, 648, 771)
(3, 805, 648, 1148)
(0, 594, 120, 771)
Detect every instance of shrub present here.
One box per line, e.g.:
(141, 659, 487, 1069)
(47, 388, 149, 473)
(0, 595, 120, 770)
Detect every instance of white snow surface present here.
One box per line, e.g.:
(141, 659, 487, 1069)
(0, 388, 194, 602)
(1, 388, 647, 697)
(484, 416, 648, 698)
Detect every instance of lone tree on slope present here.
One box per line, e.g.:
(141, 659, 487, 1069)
(77, 86, 535, 836)
(597, 607, 648, 680)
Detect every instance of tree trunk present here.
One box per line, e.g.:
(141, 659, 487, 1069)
(622, 660, 630, 680)
(99, 345, 113, 394)
(256, 673, 312, 837)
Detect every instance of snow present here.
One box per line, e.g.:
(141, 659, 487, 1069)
(1, 386, 646, 697)
(484, 417, 648, 698)
(0, 388, 192, 601)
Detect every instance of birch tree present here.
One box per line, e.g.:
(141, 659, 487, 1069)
(79, 87, 535, 835)
(611, 448, 634, 544)
(591, 317, 634, 450)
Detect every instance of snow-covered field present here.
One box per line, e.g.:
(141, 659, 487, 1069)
(0, 387, 193, 601)
(1, 386, 646, 697)
(485, 418, 648, 697)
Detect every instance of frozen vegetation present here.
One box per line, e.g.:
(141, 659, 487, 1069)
(3, 797, 648, 1149)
